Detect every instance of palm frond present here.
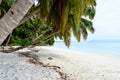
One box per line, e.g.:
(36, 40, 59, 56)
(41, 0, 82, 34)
(36, 0, 96, 47)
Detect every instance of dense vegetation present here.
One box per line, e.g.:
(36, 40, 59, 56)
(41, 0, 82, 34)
(10, 19, 54, 46)
(35, 0, 96, 47)
(0, 0, 96, 48)
(0, 0, 54, 46)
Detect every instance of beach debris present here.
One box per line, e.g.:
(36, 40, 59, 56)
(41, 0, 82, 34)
(48, 57, 53, 60)
(16, 49, 68, 80)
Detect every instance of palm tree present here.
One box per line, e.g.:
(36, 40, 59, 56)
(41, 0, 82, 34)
(0, 0, 35, 45)
(38, 0, 96, 47)
(0, 0, 96, 47)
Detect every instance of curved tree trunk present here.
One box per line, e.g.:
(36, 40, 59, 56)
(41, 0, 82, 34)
(0, 0, 2, 4)
(0, 0, 35, 45)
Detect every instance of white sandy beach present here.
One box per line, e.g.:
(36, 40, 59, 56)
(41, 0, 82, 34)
(0, 46, 120, 80)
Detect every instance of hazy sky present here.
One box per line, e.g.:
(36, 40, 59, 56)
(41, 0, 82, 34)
(56, 0, 120, 42)
(87, 0, 120, 41)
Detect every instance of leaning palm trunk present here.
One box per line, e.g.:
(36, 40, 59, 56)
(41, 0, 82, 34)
(0, 0, 2, 4)
(0, 0, 35, 45)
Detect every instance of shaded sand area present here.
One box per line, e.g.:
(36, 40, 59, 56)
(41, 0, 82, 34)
(0, 46, 120, 80)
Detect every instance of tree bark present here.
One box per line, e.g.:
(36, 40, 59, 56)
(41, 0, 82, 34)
(0, 0, 35, 45)
(0, 0, 2, 4)
(0, 6, 40, 45)
(18, 6, 40, 26)
(5, 33, 12, 46)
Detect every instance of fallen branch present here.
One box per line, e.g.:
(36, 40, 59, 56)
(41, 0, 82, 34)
(1, 30, 47, 53)
(1, 29, 61, 53)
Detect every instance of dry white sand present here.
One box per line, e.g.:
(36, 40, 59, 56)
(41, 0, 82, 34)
(38, 46, 120, 80)
(0, 48, 61, 80)
(0, 46, 120, 80)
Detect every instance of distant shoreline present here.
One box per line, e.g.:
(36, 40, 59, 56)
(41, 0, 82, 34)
(54, 40, 120, 57)
(0, 46, 120, 80)
(40, 46, 120, 80)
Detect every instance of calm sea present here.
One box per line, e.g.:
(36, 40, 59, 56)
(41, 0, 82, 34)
(54, 40, 120, 56)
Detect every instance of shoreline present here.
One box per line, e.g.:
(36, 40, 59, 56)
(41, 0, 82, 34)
(0, 46, 120, 80)
(39, 46, 120, 80)
(53, 45, 120, 59)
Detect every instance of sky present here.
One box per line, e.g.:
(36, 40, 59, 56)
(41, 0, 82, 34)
(56, 0, 120, 42)
(87, 0, 120, 41)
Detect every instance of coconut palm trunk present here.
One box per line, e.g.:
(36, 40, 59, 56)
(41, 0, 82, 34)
(0, 0, 35, 45)
(0, 0, 2, 4)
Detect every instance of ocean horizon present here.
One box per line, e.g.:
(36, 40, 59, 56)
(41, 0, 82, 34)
(54, 40, 120, 56)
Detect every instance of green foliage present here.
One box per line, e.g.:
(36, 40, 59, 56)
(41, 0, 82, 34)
(0, 0, 10, 17)
(0, 0, 55, 46)
(1, 0, 97, 47)
(46, 38, 54, 45)
(11, 36, 30, 46)
(80, 18, 94, 40)
(0, 0, 16, 17)
(37, 0, 96, 47)
(9, 18, 55, 46)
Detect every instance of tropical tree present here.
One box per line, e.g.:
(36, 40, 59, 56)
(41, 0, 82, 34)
(0, 0, 55, 46)
(9, 18, 55, 46)
(0, 0, 96, 49)
(0, 0, 35, 45)
(37, 0, 96, 47)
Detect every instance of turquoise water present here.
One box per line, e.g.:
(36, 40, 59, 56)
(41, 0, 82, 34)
(54, 40, 120, 56)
